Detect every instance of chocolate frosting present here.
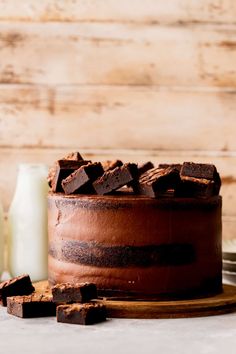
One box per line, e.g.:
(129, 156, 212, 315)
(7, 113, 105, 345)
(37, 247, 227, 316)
(48, 192, 222, 299)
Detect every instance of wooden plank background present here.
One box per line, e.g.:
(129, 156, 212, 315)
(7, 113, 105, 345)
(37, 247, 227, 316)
(0, 0, 236, 240)
(0, 0, 235, 24)
(0, 23, 236, 87)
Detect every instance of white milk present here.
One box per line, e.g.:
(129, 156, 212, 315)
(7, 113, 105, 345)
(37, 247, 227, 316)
(8, 164, 49, 281)
(0, 200, 4, 277)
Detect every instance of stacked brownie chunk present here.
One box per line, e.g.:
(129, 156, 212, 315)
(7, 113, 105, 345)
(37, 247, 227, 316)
(52, 282, 106, 325)
(0, 274, 35, 307)
(0, 274, 56, 318)
(48, 152, 221, 198)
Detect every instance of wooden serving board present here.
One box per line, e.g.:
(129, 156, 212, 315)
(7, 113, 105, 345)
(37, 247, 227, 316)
(34, 282, 236, 319)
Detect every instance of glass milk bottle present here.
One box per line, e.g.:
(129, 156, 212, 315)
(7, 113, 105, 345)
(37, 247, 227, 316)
(0, 200, 4, 278)
(8, 164, 49, 281)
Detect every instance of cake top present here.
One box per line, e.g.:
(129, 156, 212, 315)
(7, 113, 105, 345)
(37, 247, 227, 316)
(47, 152, 221, 199)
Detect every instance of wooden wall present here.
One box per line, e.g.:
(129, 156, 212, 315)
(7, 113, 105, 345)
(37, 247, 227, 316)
(0, 0, 236, 240)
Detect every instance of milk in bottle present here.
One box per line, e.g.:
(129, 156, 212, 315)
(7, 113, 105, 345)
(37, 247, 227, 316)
(8, 164, 48, 281)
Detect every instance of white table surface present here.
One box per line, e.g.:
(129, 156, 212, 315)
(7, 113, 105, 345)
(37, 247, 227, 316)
(1, 302, 236, 354)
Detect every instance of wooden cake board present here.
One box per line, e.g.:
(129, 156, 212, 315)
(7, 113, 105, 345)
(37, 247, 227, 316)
(35, 282, 236, 319)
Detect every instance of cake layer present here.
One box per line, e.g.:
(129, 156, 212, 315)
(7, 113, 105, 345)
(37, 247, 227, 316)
(48, 192, 222, 299)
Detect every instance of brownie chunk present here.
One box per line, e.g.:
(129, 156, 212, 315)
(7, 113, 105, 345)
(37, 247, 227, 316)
(51, 160, 90, 192)
(181, 162, 217, 180)
(52, 282, 97, 304)
(176, 176, 215, 198)
(179, 162, 221, 196)
(93, 163, 138, 195)
(0, 274, 35, 307)
(102, 160, 123, 172)
(7, 294, 56, 318)
(138, 162, 154, 176)
(137, 167, 180, 198)
(47, 152, 84, 188)
(62, 162, 104, 195)
(158, 163, 182, 172)
(63, 152, 84, 161)
(57, 303, 106, 325)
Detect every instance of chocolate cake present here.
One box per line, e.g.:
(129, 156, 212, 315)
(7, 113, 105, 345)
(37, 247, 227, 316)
(48, 157, 222, 299)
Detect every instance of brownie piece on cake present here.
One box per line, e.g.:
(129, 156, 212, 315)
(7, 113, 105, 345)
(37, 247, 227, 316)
(0, 275, 35, 306)
(93, 163, 138, 195)
(7, 294, 56, 318)
(47, 152, 85, 188)
(177, 162, 221, 197)
(102, 160, 123, 172)
(63, 152, 84, 161)
(158, 163, 182, 172)
(138, 162, 154, 176)
(137, 167, 180, 198)
(52, 282, 97, 303)
(176, 176, 215, 197)
(51, 160, 90, 192)
(181, 162, 216, 180)
(57, 303, 106, 325)
(62, 162, 104, 195)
